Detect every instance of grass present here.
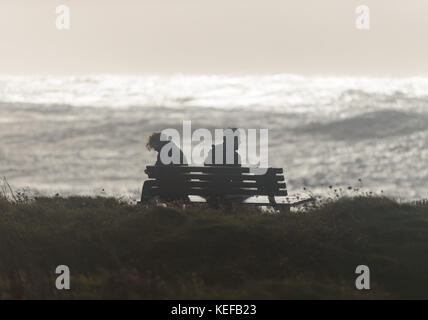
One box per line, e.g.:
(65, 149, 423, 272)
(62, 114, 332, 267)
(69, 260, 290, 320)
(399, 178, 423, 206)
(0, 192, 428, 299)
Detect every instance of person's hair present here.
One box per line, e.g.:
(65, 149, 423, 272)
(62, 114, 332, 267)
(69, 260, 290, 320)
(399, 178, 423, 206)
(146, 132, 162, 151)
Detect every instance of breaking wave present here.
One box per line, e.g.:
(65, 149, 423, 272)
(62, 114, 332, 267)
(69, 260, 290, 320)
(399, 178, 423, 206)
(1, 74, 428, 200)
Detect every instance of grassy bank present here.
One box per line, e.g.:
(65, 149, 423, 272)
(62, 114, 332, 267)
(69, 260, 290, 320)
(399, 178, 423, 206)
(0, 195, 427, 299)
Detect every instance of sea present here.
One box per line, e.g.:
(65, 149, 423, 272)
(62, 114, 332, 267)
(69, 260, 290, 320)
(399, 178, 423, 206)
(1, 74, 427, 201)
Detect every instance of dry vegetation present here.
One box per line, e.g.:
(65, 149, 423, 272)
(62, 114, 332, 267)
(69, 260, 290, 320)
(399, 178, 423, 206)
(1, 178, 428, 299)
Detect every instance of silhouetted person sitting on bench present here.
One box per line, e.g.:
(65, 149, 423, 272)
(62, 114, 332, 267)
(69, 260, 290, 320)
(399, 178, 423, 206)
(204, 128, 241, 166)
(145, 132, 188, 202)
(146, 132, 188, 166)
(204, 128, 245, 206)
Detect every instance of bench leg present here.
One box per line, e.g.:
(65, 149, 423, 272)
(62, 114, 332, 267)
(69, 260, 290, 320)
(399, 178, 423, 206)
(140, 180, 155, 204)
(268, 195, 278, 210)
(268, 195, 291, 213)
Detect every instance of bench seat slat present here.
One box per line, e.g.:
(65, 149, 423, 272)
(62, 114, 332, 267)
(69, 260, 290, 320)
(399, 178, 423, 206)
(145, 179, 286, 190)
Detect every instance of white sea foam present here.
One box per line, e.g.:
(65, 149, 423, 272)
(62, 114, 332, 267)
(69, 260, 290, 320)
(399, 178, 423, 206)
(1, 74, 428, 115)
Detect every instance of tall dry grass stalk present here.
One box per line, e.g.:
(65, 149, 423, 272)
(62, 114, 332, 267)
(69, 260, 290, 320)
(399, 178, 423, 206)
(0, 177, 17, 202)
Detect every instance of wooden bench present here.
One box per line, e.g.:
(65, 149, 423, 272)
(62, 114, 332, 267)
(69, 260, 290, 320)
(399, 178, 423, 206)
(140, 165, 312, 209)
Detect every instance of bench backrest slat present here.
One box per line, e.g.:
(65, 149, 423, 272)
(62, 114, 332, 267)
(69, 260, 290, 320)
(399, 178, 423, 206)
(145, 166, 283, 175)
(146, 172, 285, 182)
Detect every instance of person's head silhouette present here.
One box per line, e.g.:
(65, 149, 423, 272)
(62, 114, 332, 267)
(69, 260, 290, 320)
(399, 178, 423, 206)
(223, 128, 240, 151)
(146, 132, 169, 152)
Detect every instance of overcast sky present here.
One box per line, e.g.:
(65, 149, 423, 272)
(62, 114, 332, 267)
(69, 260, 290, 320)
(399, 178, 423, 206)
(1, 0, 427, 75)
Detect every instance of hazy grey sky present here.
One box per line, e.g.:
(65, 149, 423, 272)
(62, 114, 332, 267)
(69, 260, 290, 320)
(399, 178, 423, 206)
(1, 0, 427, 75)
